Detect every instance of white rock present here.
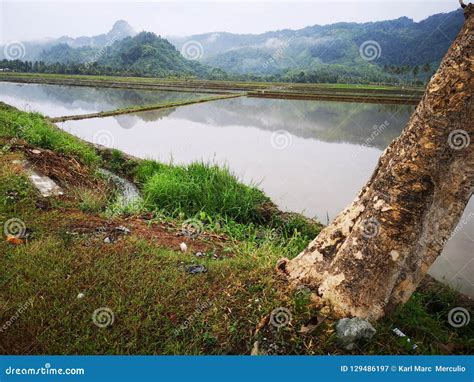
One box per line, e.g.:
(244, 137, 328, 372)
(180, 242, 188, 252)
(77, 293, 85, 299)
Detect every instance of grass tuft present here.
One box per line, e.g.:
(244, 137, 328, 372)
(138, 161, 269, 224)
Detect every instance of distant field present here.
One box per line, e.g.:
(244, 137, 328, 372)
(0, 72, 424, 105)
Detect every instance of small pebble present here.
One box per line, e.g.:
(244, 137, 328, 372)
(185, 264, 208, 274)
(115, 226, 131, 235)
(104, 237, 111, 244)
(180, 242, 188, 252)
(77, 293, 85, 299)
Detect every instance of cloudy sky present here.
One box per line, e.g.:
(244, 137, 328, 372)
(1, 0, 459, 43)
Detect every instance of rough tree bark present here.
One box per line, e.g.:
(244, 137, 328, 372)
(278, 4, 474, 321)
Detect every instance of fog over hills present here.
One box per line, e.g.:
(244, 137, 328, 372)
(168, 9, 464, 75)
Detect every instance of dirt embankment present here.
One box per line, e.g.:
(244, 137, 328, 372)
(3, 138, 229, 255)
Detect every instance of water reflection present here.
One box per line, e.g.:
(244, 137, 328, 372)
(0, 81, 210, 117)
(58, 97, 473, 297)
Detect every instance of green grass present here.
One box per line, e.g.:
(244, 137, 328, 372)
(0, 101, 471, 356)
(133, 159, 321, 250)
(138, 161, 269, 224)
(75, 187, 111, 214)
(0, 102, 99, 165)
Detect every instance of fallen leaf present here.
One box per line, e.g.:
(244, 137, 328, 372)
(254, 314, 270, 335)
(6, 235, 23, 245)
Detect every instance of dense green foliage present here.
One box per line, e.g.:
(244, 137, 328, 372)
(95, 32, 210, 77)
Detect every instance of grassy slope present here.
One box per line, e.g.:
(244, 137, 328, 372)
(0, 103, 472, 355)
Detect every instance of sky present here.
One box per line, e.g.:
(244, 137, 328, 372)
(0, 0, 459, 43)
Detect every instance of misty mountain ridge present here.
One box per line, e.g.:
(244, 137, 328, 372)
(0, 20, 136, 61)
(55, 20, 136, 48)
(1, 9, 465, 83)
(169, 9, 464, 75)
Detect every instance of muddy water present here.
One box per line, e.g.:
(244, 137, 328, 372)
(1, 83, 471, 297)
(0, 81, 210, 117)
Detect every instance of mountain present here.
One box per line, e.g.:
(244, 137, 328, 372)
(55, 20, 136, 48)
(93, 32, 209, 77)
(168, 9, 464, 76)
(0, 20, 135, 61)
(32, 31, 209, 77)
(1, 10, 464, 83)
(2, 27, 216, 79)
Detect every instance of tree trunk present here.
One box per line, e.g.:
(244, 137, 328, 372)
(279, 5, 474, 321)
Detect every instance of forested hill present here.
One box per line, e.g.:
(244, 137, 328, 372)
(96, 32, 210, 77)
(169, 9, 464, 78)
(36, 32, 212, 78)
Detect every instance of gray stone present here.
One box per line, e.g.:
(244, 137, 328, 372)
(335, 317, 376, 350)
(185, 264, 207, 274)
(115, 226, 131, 235)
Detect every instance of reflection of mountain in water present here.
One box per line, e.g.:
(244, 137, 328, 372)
(114, 108, 176, 129)
(164, 98, 414, 149)
(0, 82, 208, 113)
